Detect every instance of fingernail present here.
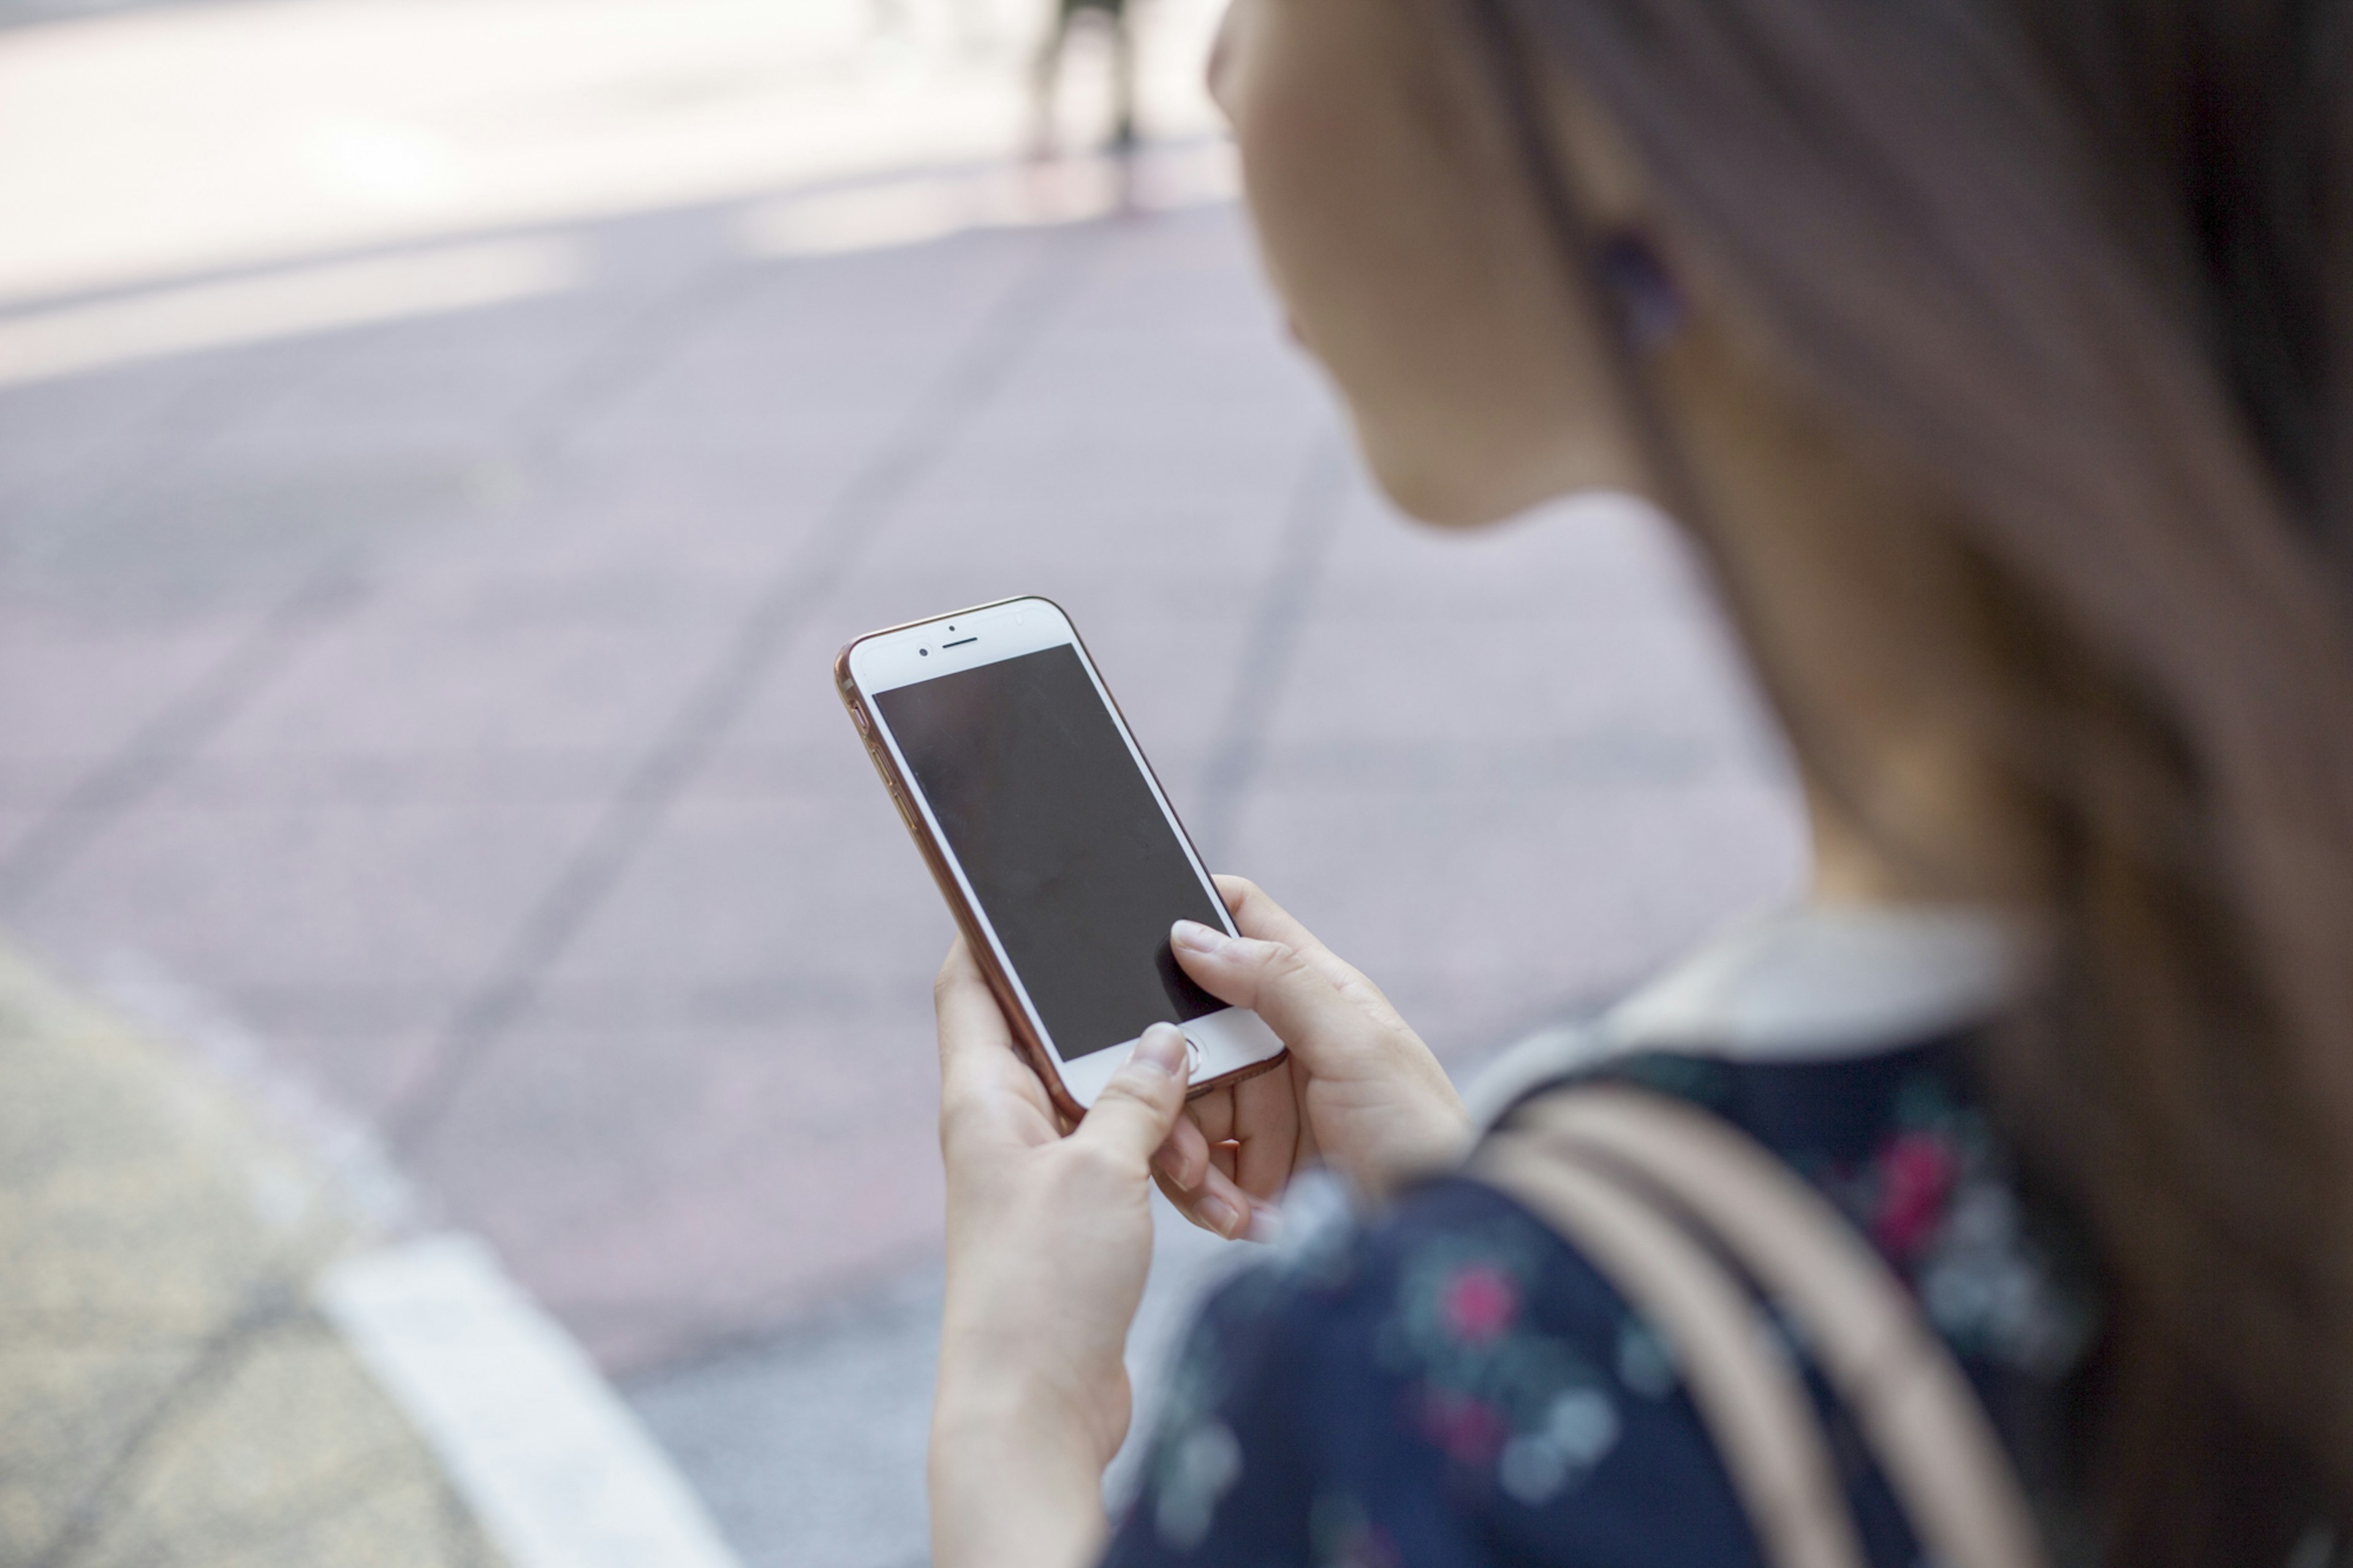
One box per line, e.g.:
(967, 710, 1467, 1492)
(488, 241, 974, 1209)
(1153, 1144, 1188, 1184)
(1171, 920, 1227, 955)
(1199, 1193, 1245, 1238)
(1131, 1023, 1187, 1077)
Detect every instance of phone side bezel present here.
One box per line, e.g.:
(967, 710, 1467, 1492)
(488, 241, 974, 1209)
(835, 596, 1287, 1120)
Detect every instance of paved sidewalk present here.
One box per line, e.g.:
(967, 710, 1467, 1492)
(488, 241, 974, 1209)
(0, 941, 490, 1567)
(1, 146, 1803, 1568)
(0, 937, 744, 1568)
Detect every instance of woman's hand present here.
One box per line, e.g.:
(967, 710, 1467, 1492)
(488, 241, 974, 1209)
(930, 936, 1191, 1568)
(1152, 876, 1470, 1238)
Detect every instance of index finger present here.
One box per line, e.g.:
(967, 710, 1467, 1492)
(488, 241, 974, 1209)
(1211, 876, 1414, 1036)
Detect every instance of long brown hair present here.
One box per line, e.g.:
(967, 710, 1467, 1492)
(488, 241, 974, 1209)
(1444, 0, 2353, 1559)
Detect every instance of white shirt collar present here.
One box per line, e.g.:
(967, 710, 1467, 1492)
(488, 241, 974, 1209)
(1600, 900, 2034, 1061)
(1461, 901, 2037, 1131)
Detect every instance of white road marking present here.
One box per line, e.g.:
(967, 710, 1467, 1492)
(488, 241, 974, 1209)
(319, 1234, 743, 1568)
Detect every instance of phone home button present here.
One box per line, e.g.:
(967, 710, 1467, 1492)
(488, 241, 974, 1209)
(1180, 1032, 1204, 1080)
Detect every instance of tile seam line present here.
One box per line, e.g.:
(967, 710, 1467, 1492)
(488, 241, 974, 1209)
(509, 254, 779, 466)
(607, 1240, 950, 1390)
(1189, 426, 1350, 864)
(29, 1286, 303, 1568)
(0, 334, 382, 907)
(383, 227, 1103, 1157)
(0, 570, 360, 911)
(32, 322, 322, 548)
(88, 1434, 449, 1566)
(0, 226, 775, 894)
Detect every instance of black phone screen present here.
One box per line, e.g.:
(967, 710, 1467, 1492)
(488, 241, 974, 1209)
(874, 643, 1224, 1061)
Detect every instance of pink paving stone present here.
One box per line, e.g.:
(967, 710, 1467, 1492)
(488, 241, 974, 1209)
(194, 602, 744, 761)
(414, 1010, 947, 1373)
(541, 788, 955, 991)
(12, 800, 606, 992)
(1224, 778, 1805, 1056)
(0, 611, 254, 809)
(226, 1018, 445, 1127)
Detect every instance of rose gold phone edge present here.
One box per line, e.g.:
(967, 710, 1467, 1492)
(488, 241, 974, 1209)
(835, 595, 1287, 1123)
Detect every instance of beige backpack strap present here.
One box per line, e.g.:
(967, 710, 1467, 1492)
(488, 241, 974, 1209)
(1475, 1132, 1866, 1568)
(1515, 1085, 2048, 1568)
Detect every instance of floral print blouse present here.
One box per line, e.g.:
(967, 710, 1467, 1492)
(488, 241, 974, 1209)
(1101, 1034, 2099, 1568)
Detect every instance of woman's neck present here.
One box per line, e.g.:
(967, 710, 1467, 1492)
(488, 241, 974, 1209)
(1802, 758, 2048, 910)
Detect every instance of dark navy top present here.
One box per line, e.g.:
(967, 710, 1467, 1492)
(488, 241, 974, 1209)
(1101, 1039, 2097, 1568)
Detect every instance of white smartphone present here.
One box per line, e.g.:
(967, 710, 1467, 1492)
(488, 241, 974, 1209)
(835, 596, 1287, 1118)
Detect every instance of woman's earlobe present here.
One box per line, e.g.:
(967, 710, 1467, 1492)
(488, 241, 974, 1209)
(1596, 229, 1688, 350)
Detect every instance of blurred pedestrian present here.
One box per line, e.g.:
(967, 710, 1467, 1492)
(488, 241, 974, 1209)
(928, 2, 2353, 1566)
(1029, 0, 1137, 159)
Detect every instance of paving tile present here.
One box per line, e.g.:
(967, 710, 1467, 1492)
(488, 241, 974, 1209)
(0, 941, 501, 1568)
(0, 808, 41, 876)
(625, 1271, 942, 1568)
(0, 605, 254, 812)
(1263, 596, 1770, 756)
(12, 800, 604, 996)
(414, 1009, 947, 1371)
(225, 1009, 447, 1127)
(1223, 778, 1806, 1055)
(164, 748, 641, 810)
(186, 597, 742, 778)
(541, 788, 950, 994)
(0, 357, 220, 518)
(802, 576, 1276, 710)
(678, 225, 1059, 362)
(568, 231, 1058, 459)
(0, 1343, 203, 1566)
(80, 1323, 449, 1567)
(9, 447, 493, 614)
(358, 449, 825, 594)
(187, 296, 618, 468)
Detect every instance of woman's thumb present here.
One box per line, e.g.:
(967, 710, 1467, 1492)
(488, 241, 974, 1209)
(1074, 1023, 1190, 1165)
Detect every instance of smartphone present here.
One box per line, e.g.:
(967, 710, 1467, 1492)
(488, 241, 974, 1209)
(836, 596, 1287, 1119)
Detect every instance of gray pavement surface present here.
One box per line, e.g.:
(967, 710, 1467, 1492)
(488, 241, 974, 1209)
(1, 173, 1803, 1566)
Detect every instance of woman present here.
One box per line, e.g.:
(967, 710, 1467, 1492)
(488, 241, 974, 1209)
(926, 1, 2353, 1564)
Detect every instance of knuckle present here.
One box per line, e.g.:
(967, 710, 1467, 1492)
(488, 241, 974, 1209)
(1262, 940, 1310, 980)
(934, 964, 996, 1020)
(1096, 1074, 1167, 1118)
(1060, 1138, 1130, 1187)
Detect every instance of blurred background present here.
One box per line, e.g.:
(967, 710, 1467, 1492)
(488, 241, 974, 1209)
(0, 0, 1804, 1562)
